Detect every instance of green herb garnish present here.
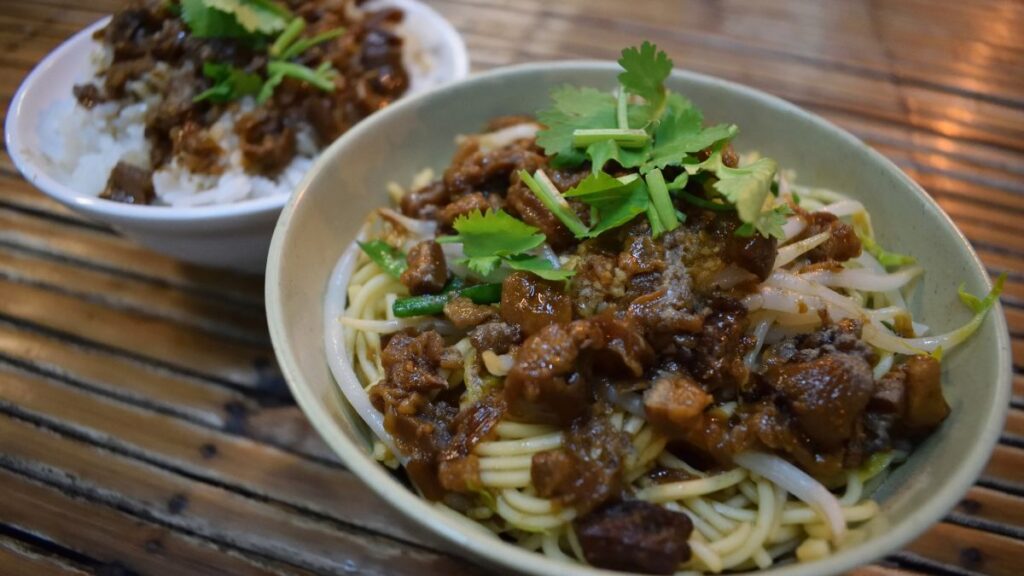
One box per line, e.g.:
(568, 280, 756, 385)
(534, 41, 781, 239)
(193, 61, 263, 103)
(564, 172, 649, 237)
(437, 209, 573, 280)
(357, 240, 407, 279)
(393, 283, 503, 318)
(180, 0, 343, 104)
(517, 170, 590, 238)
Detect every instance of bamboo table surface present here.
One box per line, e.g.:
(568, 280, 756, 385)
(0, 0, 1022, 574)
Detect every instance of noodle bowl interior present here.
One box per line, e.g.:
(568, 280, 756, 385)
(330, 44, 1001, 574)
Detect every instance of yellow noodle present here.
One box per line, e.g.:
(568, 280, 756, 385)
(475, 433, 564, 457)
(479, 469, 532, 488)
(637, 468, 747, 503)
(495, 496, 576, 532)
(478, 455, 533, 471)
(501, 489, 556, 515)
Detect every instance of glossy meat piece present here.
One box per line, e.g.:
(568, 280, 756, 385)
(767, 353, 875, 451)
(170, 122, 223, 174)
(643, 375, 712, 435)
(530, 413, 630, 514)
(898, 355, 950, 437)
(400, 181, 449, 219)
(761, 319, 875, 368)
(400, 241, 448, 296)
(800, 211, 862, 263)
(438, 456, 481, 493)
(444, 394, 506, 459)
(72, 83, 105, 109)
(499, 272, 572, 336)
(235, 108, 297, 176)
(444, 138, 545, 198)
(590, 312, 654, 378)
(504, 321, 604, 424)
(575, 500, 693, 574)
(467, 321, 522, 355)
(100, 162, 154, 205)
(379, 331, 449, 394)
(104, 56, 154, 97)
(725, 232, 778, 281)
(685, 298, 751, 393)
(437, 192, 494, 228)
(443, 296, 498, 329)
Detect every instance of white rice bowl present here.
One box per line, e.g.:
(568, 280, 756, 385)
(39, 2, 437, 208)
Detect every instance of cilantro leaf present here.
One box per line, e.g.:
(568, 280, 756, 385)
(357, 240, 407, 279)
(618, 41, 673, 125)
(438, 209, 574, 280)
(462, 255, 503, 278)
(642, 104, 737, 173)
(440, 209, 546, 258)
(536, 86, 617, 167)
(181, 0, 254, 38)
(712, 157, 778, 225)
(585, 139, 650, 174)
(193, 62, 262, 103)
(204, 0, 291, 35)
(505, 254, 575, 280)
(566, 173, 649, 237)
(751, 204, 792, 239)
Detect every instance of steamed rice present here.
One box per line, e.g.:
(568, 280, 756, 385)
(39, 50, 318, 208)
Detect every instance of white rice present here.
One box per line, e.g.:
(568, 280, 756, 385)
(39, 48, 318, 208)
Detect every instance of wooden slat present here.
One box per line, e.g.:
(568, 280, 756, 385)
(1003, 410, 1024, 441)
(0, 415, 471, 575)
(954, 487, 1024, 536)
(0, 276, 271, 389)
(0, 0, 1021, 574)
(0, 320, 244, 428)
(0, 364, 424, 548)
(0, 172, 93, 223)
(0, 536, 90, 576)
(982, 444, 1024, 493)
(849, 567, 928, 576)
(0, 208, 263, 305)
(0, 244, 268, 344)
(904, 522, 1024, 576)
(0, 468, 305, 576)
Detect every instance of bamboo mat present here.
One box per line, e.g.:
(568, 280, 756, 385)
(0, 0, 1021, 574)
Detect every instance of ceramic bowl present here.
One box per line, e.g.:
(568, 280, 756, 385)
(5, 0, 468, 272)
(265, 61, 1012, 575)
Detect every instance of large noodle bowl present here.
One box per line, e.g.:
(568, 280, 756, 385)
(325, 44, 1002, 575)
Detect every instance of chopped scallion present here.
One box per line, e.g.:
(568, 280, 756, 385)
(279, 26, 347, 60)
(392, 282, 502, 318)
(572, 128, 650, 149)
(518, 169, 590, 238)
(269, 17, 306, 57)
(266, 61, 335, 91)
(617, 89, 629, 129)
(644, 168, 679, 232)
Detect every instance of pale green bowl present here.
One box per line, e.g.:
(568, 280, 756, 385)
(266, 62, 1012, 575)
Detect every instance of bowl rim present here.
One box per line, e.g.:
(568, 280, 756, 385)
(4, 0, 469, 224)
(265, 60, 1012, 576)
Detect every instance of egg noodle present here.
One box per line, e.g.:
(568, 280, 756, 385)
(322, 161, 1005, 573)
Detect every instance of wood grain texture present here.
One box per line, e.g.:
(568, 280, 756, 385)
(0, 0, 1021, 574)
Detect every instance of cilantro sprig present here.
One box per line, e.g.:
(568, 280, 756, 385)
(437, 209, 574, 280)
(193, 62, 262, 103)
(534, 41, 784, 239)
(182, 0, 346, 105)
